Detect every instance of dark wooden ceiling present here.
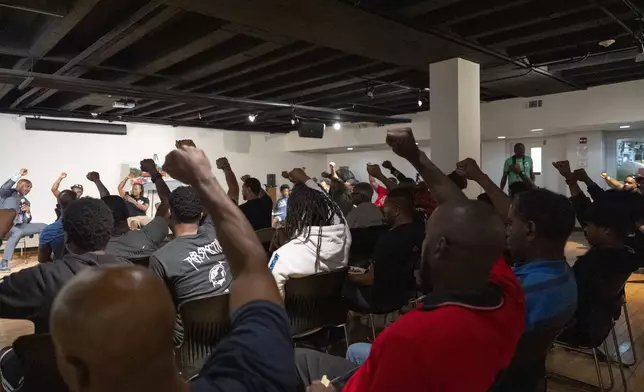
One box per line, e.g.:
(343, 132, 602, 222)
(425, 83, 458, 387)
(0, 0, 643, 132)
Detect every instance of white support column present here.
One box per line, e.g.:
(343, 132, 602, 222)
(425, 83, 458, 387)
(430, 58, 481, 198)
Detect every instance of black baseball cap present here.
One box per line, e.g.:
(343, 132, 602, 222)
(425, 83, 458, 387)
(71, 184, 83, 191)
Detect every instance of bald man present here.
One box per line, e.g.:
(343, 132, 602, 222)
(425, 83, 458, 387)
(51, 146, 296, 392)
(297, 128, 526, 392)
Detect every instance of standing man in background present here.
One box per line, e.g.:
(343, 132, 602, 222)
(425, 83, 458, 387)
(273, 184, 290, 226)
(501, 143, 535, 191)
(51, 172, 83, 199)
(0, 169, 46, 272)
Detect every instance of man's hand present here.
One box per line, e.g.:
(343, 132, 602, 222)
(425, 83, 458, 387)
(21, 204, 30, 213)
(509, 164, 522, 175)
(59, 172, 67, 179)
(366, 163, 383, 178)
(216, 157, 230, 170)
(307, 381, 337, 392)
(163, 146, 213, 186)
(175, 139, 196, 148)
(19, 168, 28, 177)
(140, 159, 158, 175)
(288, 168, 309, 184)
(386, 127, 420, 162)
(552, 161, 572, 179)
(320, 171, 331, 179)
(601, 171, 608, 179)
(455, 158, 485, 182)
(86, 172, 100, 182)
(281, 171, 290, 180)
(573, 168, 591, 183)
(382, 160, 393, 170)
(240, 174, 251, 183)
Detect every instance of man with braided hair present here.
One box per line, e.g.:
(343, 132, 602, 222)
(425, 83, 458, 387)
(269, 168, 351, 296)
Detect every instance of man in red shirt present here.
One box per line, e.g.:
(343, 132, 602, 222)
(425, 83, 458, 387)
(298, 128, 525, 392)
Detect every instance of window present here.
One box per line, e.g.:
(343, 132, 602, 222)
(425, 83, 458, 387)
(530, 147, 542, 175)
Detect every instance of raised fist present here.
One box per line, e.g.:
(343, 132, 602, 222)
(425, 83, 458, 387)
(601, 171, 608, 179)
(455, 158, 485, 181)
(163, 146, 212, 186)
(59, 172, 67, 179)
(573, 168, 591, 183)
(509, 163, 522, 175)
(551, 161, 572, 179)
(366, 163, 382, 178)
(140, 159, 158, 175)
(216, 157, 230, 170)
(19, 168, 28, 177)
(386, 127, 419, 161)
(240, 174, 251, 183)
(175, 139, 196, 149)
(382, 160, 393, 170)
(86, 172, 100, 182)
(281, 171, 290, 180)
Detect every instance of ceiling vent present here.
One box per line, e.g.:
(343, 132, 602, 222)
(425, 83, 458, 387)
(525, 99, 543, 109)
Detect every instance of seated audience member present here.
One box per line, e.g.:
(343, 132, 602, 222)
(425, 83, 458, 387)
(344, 187, 422, 312)
(150, 186, 231, 345)
(51, 172, 83, 199)
(298, 128, 525, 392)
(346, 182, 384, 229)
(273, 184, 290, 225)
(456, 159, 578, 332)
(0, 168, 46, 272)
(240, 177, 273, 230)
(215, 156, 240, 204)
(270, 168, 351, 296)
(38, 190, 78, 263)
(50, 145, 295, 392)
(90, 161, 170, 261)
(324, 162, 354, 217)
(118, 175, 151, 227)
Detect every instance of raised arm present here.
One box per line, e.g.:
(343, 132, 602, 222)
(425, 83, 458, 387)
(140, 159, 170, 219)
(382, 160, 411, 183)
(117, 176, 130, 198)
(367, 164, 397, 190)
(386, 128, 466, 204)
(601, 172, 623, 189)
(0, 168, 26, 197)
(51, 172, 66, 198)
(456, 158, 512, 220)
(86, 172, 110, 198)
(163, 146, 281, 313)
(552, 161, 583, 197)
(216, 157, 239, 204)
(509, 163, 536, 190)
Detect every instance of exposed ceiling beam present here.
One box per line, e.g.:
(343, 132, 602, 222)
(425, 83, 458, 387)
(164, 0, 489, 71)
(0, 0, 101, 101)
(0, 68, 411, 125)
(548, 47, 638, 71)
(430, 0, 534, 27)
(397, 0, 466, 17)
(0, 0, 67, 17)
(14, 0, 167, 109)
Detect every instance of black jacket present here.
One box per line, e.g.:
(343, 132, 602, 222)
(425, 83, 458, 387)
(0, 253, 130, 333)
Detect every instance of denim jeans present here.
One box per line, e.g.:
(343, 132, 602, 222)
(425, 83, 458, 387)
(346, 343, 372, 366)
(2, 223, 46, 261)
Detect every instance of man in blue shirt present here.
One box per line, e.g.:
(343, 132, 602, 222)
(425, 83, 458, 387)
(38, 190, 78, 263)
(507, 188, 578, 331)
(272, 184, 289, 226)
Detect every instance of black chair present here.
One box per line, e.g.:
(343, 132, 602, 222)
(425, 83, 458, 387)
(255, 228, 275, 253)
(177, 294, 231, 380)
(349, 225, 388, 268)
(490, 328, 562, 392)
(284, 268, 349, 345)
(130, 256, 150, 267)
(549, 273, 632, 392)
(13, 333, 69, 392)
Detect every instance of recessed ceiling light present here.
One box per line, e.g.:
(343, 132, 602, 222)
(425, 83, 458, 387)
(248, 114, 257, 123)
(415, 142, 419, 145)
(333, 122, 341, 130)
(620, 125, 631, 129)
(530, 128, 544, 132)
(498, 136, 506, 139)
(347, 147, 354, 151)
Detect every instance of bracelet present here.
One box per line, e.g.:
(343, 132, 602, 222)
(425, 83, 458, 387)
(151, 172, 162, 183)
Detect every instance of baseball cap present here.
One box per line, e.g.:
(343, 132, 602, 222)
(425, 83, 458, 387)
(71, 184, 83, 191)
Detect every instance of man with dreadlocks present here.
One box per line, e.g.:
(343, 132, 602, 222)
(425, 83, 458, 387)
(269, 168, 351, 296)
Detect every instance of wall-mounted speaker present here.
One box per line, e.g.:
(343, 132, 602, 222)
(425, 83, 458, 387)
(297, 121, 324, 139)
(266, 174, 276, 188)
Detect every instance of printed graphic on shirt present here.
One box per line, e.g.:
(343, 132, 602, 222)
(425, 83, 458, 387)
(269, 253, 280, 270)
(184, 239, 224, 271)
(209, 261, 228, 289)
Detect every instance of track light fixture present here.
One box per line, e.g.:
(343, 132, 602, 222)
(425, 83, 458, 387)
(248, 114, 257, 123)
(365, 82, 375, 99)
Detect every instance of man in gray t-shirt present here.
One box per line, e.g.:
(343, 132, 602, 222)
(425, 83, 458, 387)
(150, 186, 231, 344)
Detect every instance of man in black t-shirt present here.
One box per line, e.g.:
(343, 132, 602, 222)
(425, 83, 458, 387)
(344, 187, 424, 311)
(239, 177, 273, 230)
(150, 186, 232, 344)
(49, 146, 295, 392)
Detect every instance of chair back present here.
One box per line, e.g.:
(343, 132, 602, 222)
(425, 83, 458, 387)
(13, 334, 69, 392)
(489, 328, 561, 392)
(255, 228, 275, 252)
(178, 294, 231, 380)
(284, 268, 348, 337)
(129, 256, 150, 267)
(0, 208, 16, 238)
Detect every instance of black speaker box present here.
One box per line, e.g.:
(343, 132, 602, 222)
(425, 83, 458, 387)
(266, 174, 276, 188)
(297, 121, 324, 139)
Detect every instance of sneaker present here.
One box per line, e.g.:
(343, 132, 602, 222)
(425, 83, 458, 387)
(0, 260, 10, 272)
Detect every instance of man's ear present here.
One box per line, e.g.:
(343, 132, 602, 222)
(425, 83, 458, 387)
(526, 220, 537, 241)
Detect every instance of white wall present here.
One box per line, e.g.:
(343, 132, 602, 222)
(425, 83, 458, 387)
(0, 114, 326, 224)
